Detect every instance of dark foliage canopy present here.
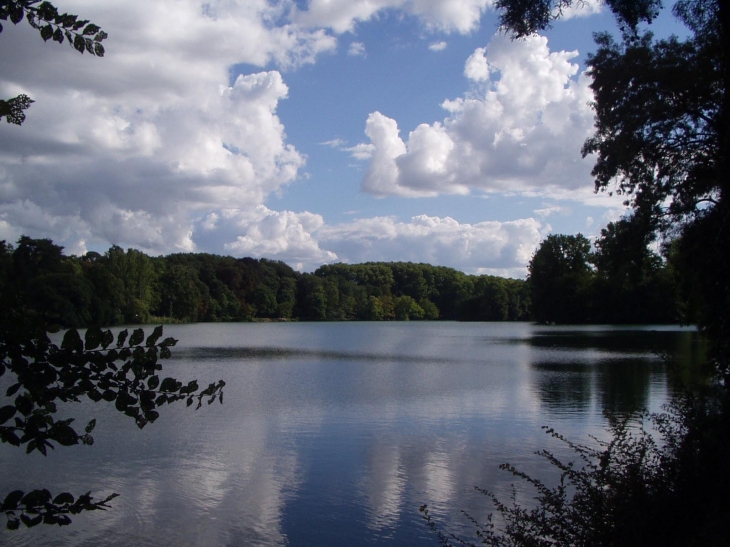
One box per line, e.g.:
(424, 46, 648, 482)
(425, 1, 730, 545)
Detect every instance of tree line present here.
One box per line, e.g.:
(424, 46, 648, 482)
(528, 216, 680, 325)
(1, 229, 683, 328)
(0, 236, 531, 326)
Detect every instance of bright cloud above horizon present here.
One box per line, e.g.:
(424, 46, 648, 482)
(0, 0, 652, 277)
(357, 34, 596, 198)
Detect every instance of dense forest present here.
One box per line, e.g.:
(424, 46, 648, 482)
(0, 229, 680, 328)
(0, 236, 530, 326)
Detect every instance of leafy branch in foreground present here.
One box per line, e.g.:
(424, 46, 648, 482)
(0, 324, 225, 528)
(0, 1, 107, 55)
(421, 399, 730, 547)
(0, 1, 108, 125)
(1, 489, 118, 530)
(0, 94, 33, 125)
(421, 416, 666, 547)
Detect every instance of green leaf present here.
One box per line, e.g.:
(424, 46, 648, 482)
(6, 383, 21, 397)
(53, 492, 75, 505)
(0, 404, 16, 424)
(146, 325, 164, 347)
(61, 329, 83, 352)
(9, 7, 23, 25)
(52, 26, 63, 43)
(93, 41, 104, 57)
(2, 430, 21, 446)
(61, 14, 77, 28)
(2, 490, 24, 511)
(7, 519, 20, 530)
(147, 375, 160, 389)
(21, 513, 43, 528)
(116, 329, 128, 348)
(40, 23, 53, 41)
(15, 394, 33, 416)
(129, 328, 145, 346)
(160, 377, 179, 392)
(84, 327, 103, 351)
(101, 329, 114, 349)
(161, 337, 177, 347)
(51, 423, 79, 446)
(21, 489, 52, 508)
(82, 23, 100, 35)
(43, 514, 59, 525)
(38, 2, 58, 22)
(57, 515, 72, 526)
(73, 33, 85, 53)
(85, 419, 96, 434)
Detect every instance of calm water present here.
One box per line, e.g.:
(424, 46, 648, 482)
(1, 322, 704, 546)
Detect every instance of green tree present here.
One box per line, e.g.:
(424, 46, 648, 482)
(253, 284, 278, 318)
(79, 252, 125, 326)
(578, 0, 729, 365)
(528, 234, 594, 323)
(106, 246, 157, 323)
(425, 1, 730, 545)
(363, 295, 385, 321)
(156, 264, 207, 322)
(592, 216, 677, 323)
(276, 277, 297, 319)
(419, 298, 440, 320)
(0, 0, 108, 125)
(296, 275, 327, 320)
(394, 295, 425, 320)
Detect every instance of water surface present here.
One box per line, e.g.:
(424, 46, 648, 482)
(0, 322, 703, 546)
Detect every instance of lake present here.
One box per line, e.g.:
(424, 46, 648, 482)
(1, 322, 705, 546)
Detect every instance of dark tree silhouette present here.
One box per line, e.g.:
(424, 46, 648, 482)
(424, 1, 730, 545)
(528, 234, 593, 324)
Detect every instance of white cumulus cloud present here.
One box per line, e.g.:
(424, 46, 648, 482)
(293, 0, 492, 34)
(318, 214, 544, 277)
(0, 0, 331, 254)
(353, 32, 600, 202)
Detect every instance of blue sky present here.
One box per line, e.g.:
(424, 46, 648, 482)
(0, 1, 686, 277)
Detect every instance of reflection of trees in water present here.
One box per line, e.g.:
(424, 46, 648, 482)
(665, 331, 711, 393)
(533, 359, 654, 416)
(527, 329, 684, 354)
(533, 364, 592, 414)
(596, 359, 653, 415)
(529, 329, 708, 417)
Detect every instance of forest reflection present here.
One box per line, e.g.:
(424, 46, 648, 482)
(528, 328, 708, 416)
